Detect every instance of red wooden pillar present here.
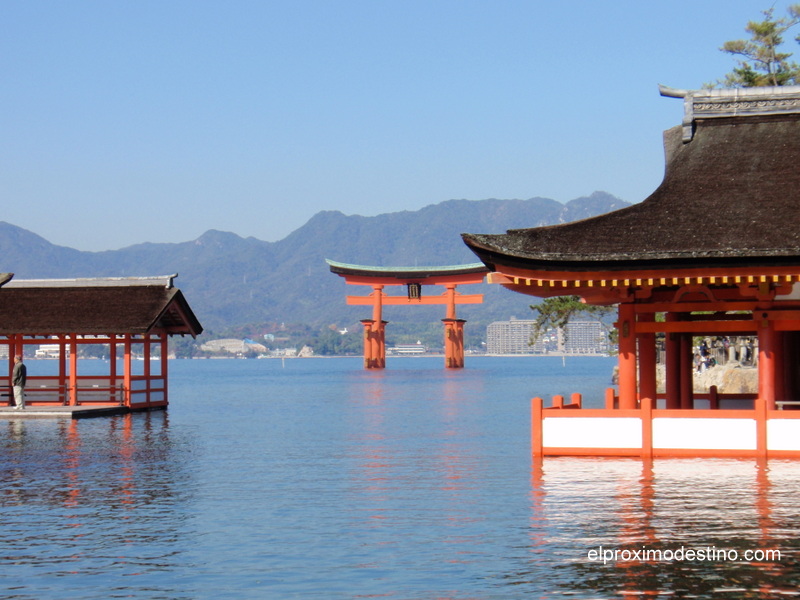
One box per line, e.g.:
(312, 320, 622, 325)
(758, 317, 777, 410)
(58, 335, 67, 405)
(109, 336, 118, 403)
(360, 319, 386, 369)
(12, 334, 23, 363)
(455, 319, 465, 368)
(617, 302, 638, 409)
(664, 313, 681, 409)
(160, 333, 169, 406)
(444, 283, 456, 320)
(442, 284, 467, 369)
(442, 318, 466, 369)
(362, 285, 386, 369)
(373, 320, 386, 369)
(123, 334, 132, 408)
(638, 312, 657, 405)
(69, 334, 78, 406)
(143, 335, 152, 407)
(360, 319, 374, 368)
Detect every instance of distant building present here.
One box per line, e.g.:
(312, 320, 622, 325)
(35, 343, 63, 359)
(486, 317, 607, 354)
(200, 338, 267, 355)
(562, 321, 608, 354)
(389, 343, 426, 355)
(486, 318, 539, 354)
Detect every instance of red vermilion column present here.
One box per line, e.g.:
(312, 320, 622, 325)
(455, 319, 465, 367)
(617, 302, 638, 409)
(58, 335, 68, 405)
(123, 334, 132, 408)
(373, 321, 387, 368)
(443, 319, 454, 368)
(758, 317, 777, 410)
(13, 335, 23, 363)
(143, 335, 152, 407)
(370, 285, 386, 369)
(360, 319, 374, 368)
(161, 333, 169, 406)
(371, 284, 384, 324)
(443, 318, 465, 368)
(109, 336, 118, 403)
(444, 284, 457, 320)
(664, 313, 681, 409)
(69, 334, 78, 406)
(638, 312, 657, 406)
(442, 284, 466, 369)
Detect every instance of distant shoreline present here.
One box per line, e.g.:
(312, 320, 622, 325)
(189, 353, 614, 360)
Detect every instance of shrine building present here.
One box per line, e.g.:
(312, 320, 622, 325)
(0, 274, 202, 417)
(462, 84, 800, 459)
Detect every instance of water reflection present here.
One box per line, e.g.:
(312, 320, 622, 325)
(3, 358, 798, 599)
(529, 457, 800, 598)
(0, 412, 196, 599)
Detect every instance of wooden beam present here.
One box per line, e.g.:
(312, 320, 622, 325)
(636, 320, 758, 333)
(636, 301, 760, 313)
(346, 294, 484, 306)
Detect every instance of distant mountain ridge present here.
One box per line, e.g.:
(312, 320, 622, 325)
(0, 191, 630, 331)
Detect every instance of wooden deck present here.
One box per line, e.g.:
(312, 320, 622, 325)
(0, 405, 133, 419)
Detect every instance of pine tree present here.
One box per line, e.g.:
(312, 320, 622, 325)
(716, 5, 800, 87)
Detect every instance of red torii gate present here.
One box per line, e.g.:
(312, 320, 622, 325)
(327, 260, 488, 369)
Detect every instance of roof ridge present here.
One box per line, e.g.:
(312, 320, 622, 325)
(659, 84, 800, 141)
(5, 274, 178, 288)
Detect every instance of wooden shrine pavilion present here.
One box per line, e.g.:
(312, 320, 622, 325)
(462, 84, 800, 459)
(0, 274, 202, 415)
(327, 260, 488, 368)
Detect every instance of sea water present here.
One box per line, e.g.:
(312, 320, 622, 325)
(1, 356, 798, 599)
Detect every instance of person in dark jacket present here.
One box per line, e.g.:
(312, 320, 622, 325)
(12, 355, 26, 410)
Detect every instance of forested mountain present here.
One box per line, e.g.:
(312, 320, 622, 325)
(0, 191, 629, 336)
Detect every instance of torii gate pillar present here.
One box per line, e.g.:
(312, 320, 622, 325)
(443, 318, 466, 368)
(360, 319, 387, 369)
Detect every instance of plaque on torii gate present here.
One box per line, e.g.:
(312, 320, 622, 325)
(327, 260, 488, 369)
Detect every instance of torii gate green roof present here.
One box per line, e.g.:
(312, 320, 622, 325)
(326, 259, 488, 280)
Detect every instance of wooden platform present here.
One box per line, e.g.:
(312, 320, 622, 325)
(0, 405, 131, 419)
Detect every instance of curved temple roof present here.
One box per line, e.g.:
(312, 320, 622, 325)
(463, 85, 800, 273)
(326, 259, 488, 280)
(0, 275, 203, 336)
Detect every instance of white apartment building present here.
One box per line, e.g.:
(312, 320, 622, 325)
(486, 318, 608, 354)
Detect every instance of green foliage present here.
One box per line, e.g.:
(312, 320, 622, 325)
(300, 326, 363, 356)
(172, 336, 202, 359)
(530, 296, 615, 345)
(714, 5, 800, 87)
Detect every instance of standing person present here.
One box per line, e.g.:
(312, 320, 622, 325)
(12, 355, 26, 410)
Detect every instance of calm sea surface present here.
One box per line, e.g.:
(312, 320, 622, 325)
(1, 356, 798, 599)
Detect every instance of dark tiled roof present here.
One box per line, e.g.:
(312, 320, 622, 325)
(463, 88, 800, 273)
(0, 284, 203, 336)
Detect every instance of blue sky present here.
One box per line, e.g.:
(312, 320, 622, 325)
(3, 1, 796, 251)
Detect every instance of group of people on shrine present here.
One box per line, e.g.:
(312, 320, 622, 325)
(694, 336, 755, 373)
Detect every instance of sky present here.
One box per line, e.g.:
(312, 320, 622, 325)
(3, 1, 797, 251)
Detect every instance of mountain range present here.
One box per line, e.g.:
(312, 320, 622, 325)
(0, 191, 629, 335)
